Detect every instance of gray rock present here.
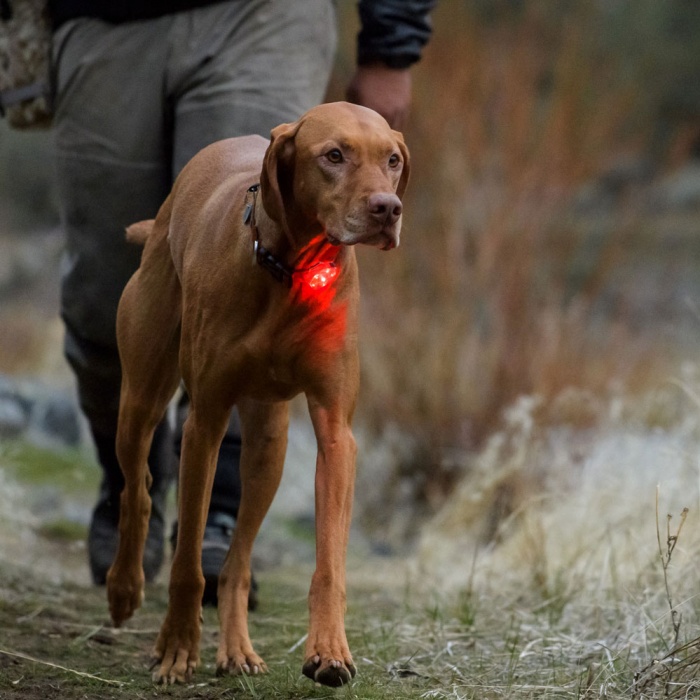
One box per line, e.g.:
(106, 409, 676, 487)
(29, 394, 82, 446)
(0, 373, 83, 447)
(651, 162, 700, 211)
(0, 394, 29, 437)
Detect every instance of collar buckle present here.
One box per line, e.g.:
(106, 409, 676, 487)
(254, 239, 294, 287)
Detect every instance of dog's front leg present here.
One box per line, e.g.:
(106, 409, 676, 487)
(152, 406, 229, 684)
(302, 395, 358, 687)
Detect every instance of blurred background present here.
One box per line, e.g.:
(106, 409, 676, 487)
(2, 0, 700, 588)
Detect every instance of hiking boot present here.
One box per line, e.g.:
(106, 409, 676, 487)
(171, 512, 259, 610)
(88, 478, 166, 584)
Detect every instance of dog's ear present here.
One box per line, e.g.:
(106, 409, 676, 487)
(393, 131, 411, 200)
(261, 120, 301, 246)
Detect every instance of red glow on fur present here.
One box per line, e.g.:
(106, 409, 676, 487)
(289, 254, 346, 356)
(290, 237, 342, 317)
(292, 260, 341, 315)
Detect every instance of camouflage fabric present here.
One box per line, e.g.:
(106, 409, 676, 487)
(0, 0, 52, 129)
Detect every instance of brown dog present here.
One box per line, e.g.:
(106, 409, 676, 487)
(105, 101, 409, 687)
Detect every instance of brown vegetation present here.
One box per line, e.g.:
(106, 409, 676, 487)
(329, 2, 698, 511)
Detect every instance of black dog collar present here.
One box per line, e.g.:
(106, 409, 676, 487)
(244, 184, 294, 287)
(244, 184, 338, 289)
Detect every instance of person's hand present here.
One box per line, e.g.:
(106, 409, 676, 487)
(346, 62, 412, 131)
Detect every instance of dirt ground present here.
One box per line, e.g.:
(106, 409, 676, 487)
(0, 540, 426, 700)
(0, 455, 435, 700)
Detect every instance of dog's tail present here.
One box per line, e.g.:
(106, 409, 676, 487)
(125, 219, 155, 246)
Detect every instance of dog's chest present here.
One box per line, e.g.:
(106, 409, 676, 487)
(263, 360, 298, 399)
(231, 305, 349, 401)
(232, 348, 311, 402)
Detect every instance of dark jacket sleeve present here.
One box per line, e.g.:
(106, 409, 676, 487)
(357, 0, 437, 69)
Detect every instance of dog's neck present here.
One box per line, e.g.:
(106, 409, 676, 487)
(245, 184, 343, 288)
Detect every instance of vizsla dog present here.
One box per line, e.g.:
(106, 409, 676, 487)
(105, 101, 409, 687)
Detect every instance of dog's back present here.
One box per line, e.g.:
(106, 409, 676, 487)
(125, 134, 268, 250)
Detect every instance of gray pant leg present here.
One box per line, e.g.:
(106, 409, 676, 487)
(53, 2, 337, 437)
(169, 0, 337, 173)
(53, 17, 174, 437)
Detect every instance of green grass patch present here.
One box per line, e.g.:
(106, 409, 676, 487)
(36, 519, 88, 542)
(0, 439, 100, 496)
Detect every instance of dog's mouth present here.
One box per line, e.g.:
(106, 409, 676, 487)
(326, 226, 399, 250)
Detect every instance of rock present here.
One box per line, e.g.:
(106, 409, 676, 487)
(651, 161, 700, 211)
(0, 373, 84, 447)
(0, 394, 29, 437)
(29, 393, 82, 446)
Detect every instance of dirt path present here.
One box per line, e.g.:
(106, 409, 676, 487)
(0, 462, 425, 700)
(0, 533, 425, 700)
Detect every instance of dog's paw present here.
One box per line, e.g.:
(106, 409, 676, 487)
(150, 651, 198, 685)
(302, 654, 356, 687)
(151, 614, 202, 684)
(106, 566, 144, 627)
(216, 647, 268, 677)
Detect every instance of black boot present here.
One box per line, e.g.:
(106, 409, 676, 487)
(169, 507, 258, 610)
(88, 421, 175, 584)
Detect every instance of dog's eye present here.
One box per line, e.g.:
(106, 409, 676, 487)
(326, 149, 343, 164)
(388, 153, 401, 168)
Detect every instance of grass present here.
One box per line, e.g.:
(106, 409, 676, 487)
(3, 384, 700, 699)
(410, 378, 700, 698)
(0, 439, 99, 549)
(0, 565, 436, 699)
(2, 411, 700, 699)
(351, 0, 656, 447)
(0, 439, 100, 496)
(1, 538, 699, 700)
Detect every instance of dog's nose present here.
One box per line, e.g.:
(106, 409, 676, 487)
(368, 193, 403, 225)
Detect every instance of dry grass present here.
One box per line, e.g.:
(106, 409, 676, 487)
(317, 2, 700, 557)
(3, 434, 700, 700)
(409, 372, 700, 698)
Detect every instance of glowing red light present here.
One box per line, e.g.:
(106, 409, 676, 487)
(301, 263, 339, 290)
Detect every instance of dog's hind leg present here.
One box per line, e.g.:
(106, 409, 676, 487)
(107, 222, 182, 628)
(152, 396, 231, 684)
(215, 398, 289, 676)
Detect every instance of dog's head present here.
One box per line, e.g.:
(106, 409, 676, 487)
(261, 101, 410, 252)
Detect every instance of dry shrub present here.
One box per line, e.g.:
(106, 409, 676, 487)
(634, 638, 700, 699)
(353, 2, 665, 458)
(416, 381, 700, 603)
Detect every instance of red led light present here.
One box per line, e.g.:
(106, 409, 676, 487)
(300, 263, 339, 290)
